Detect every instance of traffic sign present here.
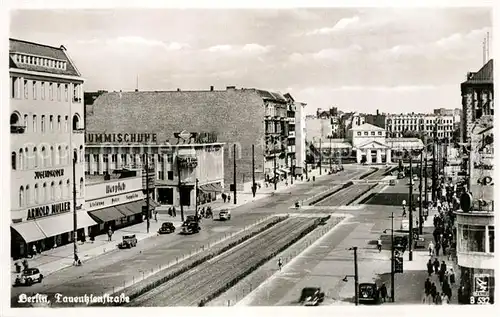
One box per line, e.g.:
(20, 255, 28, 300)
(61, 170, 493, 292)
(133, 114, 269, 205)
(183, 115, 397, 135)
(394, 256, 403, 273)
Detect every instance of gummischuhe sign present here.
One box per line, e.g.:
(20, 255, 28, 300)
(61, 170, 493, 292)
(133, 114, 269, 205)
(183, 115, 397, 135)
(85, 133, 157, 144)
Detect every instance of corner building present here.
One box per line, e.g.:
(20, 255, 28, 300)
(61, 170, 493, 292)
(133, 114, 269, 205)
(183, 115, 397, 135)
(9, 39, 90, 259)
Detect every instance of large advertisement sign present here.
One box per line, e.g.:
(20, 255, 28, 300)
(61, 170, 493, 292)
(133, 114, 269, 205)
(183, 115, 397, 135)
(85, 191, 144, 212)
(85, 177, 143, 201)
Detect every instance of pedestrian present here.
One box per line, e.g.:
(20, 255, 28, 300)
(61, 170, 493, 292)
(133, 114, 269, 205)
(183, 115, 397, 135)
(402, 205, 407, 217)
(425, 278, 432, 294)
(449, 268, 456, 285)
(440, 261, 447, 275)
(438, 267, 445, 284)
(435, 242, 441, 256)
(380, 283, 387, 302)
(277, 257, 283, 271)
(430, 283, 437, 300)
(427, 259, 434, 276)
(154, 210, 158, 222)
(107, 228, 113, 242)
(222, 193, 227, 203)
(433, 258, 440, 274)
(22, 259, 29, 270)
(168, 207, 172, 217)
(441, 293, 449, 305)
(172, 206, 177, 217)
(442, 240, 448, 256)
(227, 195, 231, 203)
(435, 292, 442, 305)
(428, 241, 434, 256)
(32, 245, 37, 257)
(377, 238, 382, 252)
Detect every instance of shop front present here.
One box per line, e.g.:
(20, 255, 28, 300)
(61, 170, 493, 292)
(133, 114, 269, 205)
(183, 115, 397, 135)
(85, 176, 157, 234)
(197, 182, 224, 205)
(11, 201, 96, 260)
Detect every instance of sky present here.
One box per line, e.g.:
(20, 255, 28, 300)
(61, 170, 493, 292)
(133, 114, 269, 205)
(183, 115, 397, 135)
(9, 7, 493, 115)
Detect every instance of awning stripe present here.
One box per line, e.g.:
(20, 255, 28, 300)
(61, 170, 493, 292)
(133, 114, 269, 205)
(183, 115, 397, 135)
(89, 207, 127, 223)
(11, 221, 46, 243)
(36, 211, 98, 237)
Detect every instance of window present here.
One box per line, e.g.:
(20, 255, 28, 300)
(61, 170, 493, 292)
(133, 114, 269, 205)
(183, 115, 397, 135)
(19, 149, 24, 170)
(378, 132, 382, 135)
(73, 84, 80, 102)
(371, 132, 375, 136)
(23, 80, 28, 99)
(80, 145, 84, 163)
(32, 81, 37, 99)
(103, 155, 108, 163)
(357, 132, 361, 136)
(460, 224, 486, 252)
(51, 182, 55, 201)
(41, 82, 45, 100)
(57, 116, 61, 131)
(65, 84, 69, 101)
(120, 154, 126, 165)
(80, 177, 84, 197)
(50, 115, 54, 131)
(33, 115, 37, 132)
(19, 186, 24, 207)
(72, 114, 81, 131)
(158, 155, 164, 163)
(158, 171, 164, 180)
(168, 171, 174, 180)
(11, 77, 17, 98)
(24, 115, 28, 132)
(65, 116, 68, 132)
(167, 154, 173, 163)
(66, 180, 71, 198)
(24, 147, 29, 169)
(49, 83, 53, 100)
(33, 147, 38, 167)
(41, 115, 45, 133)
(25, 185, 30, 205)
(364, 132, 368, 136)
(58, 180, 63, 199)
(111, 154, 117, 163)
(489, 226, 494, 253)
(34, 184, 39, 203)
(57, 84, 61, 101)
(40, 147, 46, 168)
(50, 146, 54, 167)
(11, 152, 16, 170)
(42, 183, 47, 202)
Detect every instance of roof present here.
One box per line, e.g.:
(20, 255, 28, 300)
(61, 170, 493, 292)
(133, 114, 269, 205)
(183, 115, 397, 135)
(256, 89, 287, 103)
(357, 140, 390, 149)
(385, 138, 424, 149)
(350, 123, 385, 131)
(9, 38, 81, 77)
(462, 59, 493, 85)
(86, 89, 280, 144)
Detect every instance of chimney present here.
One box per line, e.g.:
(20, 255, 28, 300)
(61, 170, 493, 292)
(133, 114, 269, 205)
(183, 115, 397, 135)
(177, 88, 181, 92)
(226, 86, 236, 90)
(210, 86, 214, 91)
(135, 89, 138, 92)
(376, 109, 379, 115)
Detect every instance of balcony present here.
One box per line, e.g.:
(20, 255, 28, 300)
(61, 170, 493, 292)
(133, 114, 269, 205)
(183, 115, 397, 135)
(10, 124, 26, 134)
(288, 118, 296, 124)
(288, 131, 295, 138)
(73, 96, 82, 103)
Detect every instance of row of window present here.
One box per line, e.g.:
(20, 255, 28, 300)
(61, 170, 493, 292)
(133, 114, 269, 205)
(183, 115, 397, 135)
(387, 118, 454, 124)
(10, 112, 82, 133)
(13, 53, 67, 70)
(85, 153, 174, 164)
(18, 178, 84, 208)
(11, 146, 83, 170)
(356, 131, 384, 136)
(11, 77, 82, 102)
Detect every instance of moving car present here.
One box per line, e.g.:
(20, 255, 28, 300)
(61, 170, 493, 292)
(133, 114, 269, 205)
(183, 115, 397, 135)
(299, 287, 325, 306)
(158, 222, 175, 234)
(397, 172, 405, 179)
(117, 234, 137, 249)
(219, 209, 231, 221)
(359, 283, 380, 304)
(389, 179, 397, 186)
(181, 221, 201, 234)
(14, 268, 43, 286)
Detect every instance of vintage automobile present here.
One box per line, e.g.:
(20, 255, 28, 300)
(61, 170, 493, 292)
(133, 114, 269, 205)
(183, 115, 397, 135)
(389, 179, 397, 186)
(219, 209, 231, 221)
(117, 234, 137, 249)
(299, 287, 325, 306)
(397, 172, 405, 179)
(158, 222, 175, 234)
(181, 221, 201, 234)
(14, 268, 43, 286)
(359, 283, 380, 304)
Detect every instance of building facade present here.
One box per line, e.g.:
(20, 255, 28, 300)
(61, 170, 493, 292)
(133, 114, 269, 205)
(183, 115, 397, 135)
(455, 115, 494, 303)
(385, 112, 457, 140)
(84, 132, 224, 210)
(461, 59, 494, 143)
(85, 87, 303, 189)
(364, 109, 386, 129)
(294, 102, 307, 174)
(10, 39, 88, 259)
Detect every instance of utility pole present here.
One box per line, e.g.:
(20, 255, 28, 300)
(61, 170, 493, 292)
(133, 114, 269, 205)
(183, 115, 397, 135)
(145, 156, 150, 233)
(390, 212, 395, 302)
(304, 160, 308, 179)
(233, 143, 237, 204)
(353, 247, 359, 306)
(252, 144, 256, 198)
(424, 156, 428, 212)
(329, 137, 332, 171)
(290, 158, 294, 185)
(195, 178, 199, 218)
(72, 149, 78, 263)
(432, 123, 437, 202)
(177, 156, 185, 222)
(273, 137, 277, 191)
(319, 139, 322, 175)
(408, 153, 413, 261)
(419, 151, 423, 234)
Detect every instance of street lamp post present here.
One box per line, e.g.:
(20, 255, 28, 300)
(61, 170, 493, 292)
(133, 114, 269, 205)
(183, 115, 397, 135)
(145, 157, 151, 233)
(432, 123, 437, 202)
(273, 137, 277, 191)
(319, 139, 322, 175)
(408, 152, 413, 261)
(329, 137, 332, 171)
(195, 178, 199, 218)
(176, 156, 185, 222)
(72, 149, 78, 263)
(384, 212, 395, 302)
(344, 246, 359, 305)
(252, 144, 256, 198)
(419, 151, 423, 234)
(233, 143, 237, 204)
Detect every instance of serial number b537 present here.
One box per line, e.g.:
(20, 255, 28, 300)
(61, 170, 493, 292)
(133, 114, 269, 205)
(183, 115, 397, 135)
(470, 296, 490, 304)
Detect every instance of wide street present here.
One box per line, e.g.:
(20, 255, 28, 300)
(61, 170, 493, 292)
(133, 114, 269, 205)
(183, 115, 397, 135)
(11, 165, 372, 306)
(236, 178, 414, 306)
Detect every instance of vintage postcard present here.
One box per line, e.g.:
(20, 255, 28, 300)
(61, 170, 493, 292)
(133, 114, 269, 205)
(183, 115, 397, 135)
(4, 2, 496, 315)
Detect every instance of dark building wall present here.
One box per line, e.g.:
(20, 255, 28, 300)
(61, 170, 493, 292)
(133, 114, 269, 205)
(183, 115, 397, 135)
(85, 89, 266, 187)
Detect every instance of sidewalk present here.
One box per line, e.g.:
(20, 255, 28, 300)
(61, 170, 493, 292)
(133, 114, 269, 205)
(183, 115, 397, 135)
(11, 213, 183, 282)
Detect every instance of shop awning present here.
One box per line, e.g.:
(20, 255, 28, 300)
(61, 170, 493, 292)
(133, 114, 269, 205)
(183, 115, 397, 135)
(199, 183, 224, 193)
(89, 207, 127, 223)
(141, 198, 159, 210)
(114, 201, 143, 217)
(211, 183, 224, 192)
(36, 211, 98, 238)
(11, 221, 46, 243)
(275, 170, 285, 175)
(280, 168, 290, 174)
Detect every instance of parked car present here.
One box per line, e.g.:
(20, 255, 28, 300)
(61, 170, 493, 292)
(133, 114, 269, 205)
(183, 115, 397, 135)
(158, 222, 175, 234)
(14, 268, 43, 286)
(117, 234, 137, 249)
(359, 283, 380, 304)
(219, 209, 231, 221)
(299, 287, 325, 306)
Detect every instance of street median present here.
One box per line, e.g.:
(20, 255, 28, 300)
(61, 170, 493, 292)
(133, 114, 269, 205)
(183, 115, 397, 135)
(309, 182, 353, 205)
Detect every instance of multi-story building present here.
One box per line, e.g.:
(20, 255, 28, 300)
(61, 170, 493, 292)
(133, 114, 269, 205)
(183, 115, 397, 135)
(85, 86, 303, 191)
(84, 131, 224, 210)
(461, 59, 494, 143)
(9, 39, 88, 259)
(385, 112, 457, 140)
(365, 109, 386, 129)
(455, 115, 494, 303)
(294, 101, 307, 175)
